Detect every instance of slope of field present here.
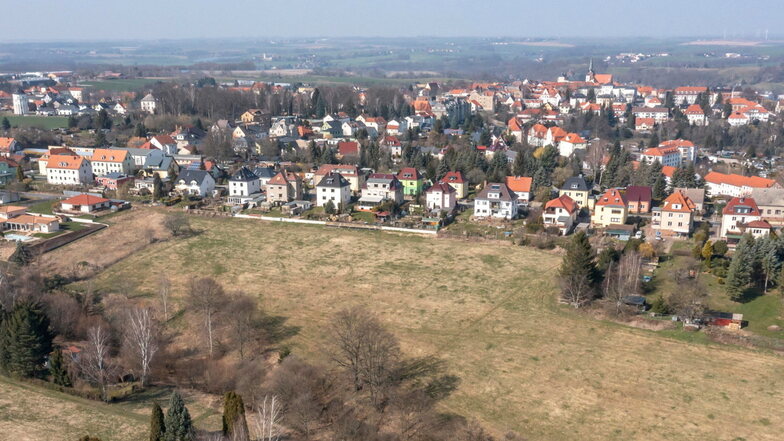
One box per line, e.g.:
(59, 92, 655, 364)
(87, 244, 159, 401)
(47, 212, 784, 440)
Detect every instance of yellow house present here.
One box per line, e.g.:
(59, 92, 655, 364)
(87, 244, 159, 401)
(559, 176, 590, 209)
(438, 171, 468, 199)
(591, 188, 628, 228)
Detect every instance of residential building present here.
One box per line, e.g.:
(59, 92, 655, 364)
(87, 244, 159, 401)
(673, 187, 705, 213)
(314, 164, 363, 193)
(439, 171, 468, 199)
(175, 169, 216, 197)
(397, 167, 425, 197)
(542, 194, 578, 235)
(61, 194, 112, 213)
(252, 166, 276, 187)
(684, 104, 707, 126)
(2, 213, 59, 233)
(592, 188, 628, 228)
(559, 176, 590, 209)
(0, 137, 20, 157)
(558, 133, 587, 157)
(720, 197, 764, 243)
(266, 171, 302, 204)
(316, 172, 351, 209)
(704, 172, 777, 198)
(673, 86, 707, 105)
(425, 182, 456, 213)
(632, 107, 669, 123)
(45, 155, 93, 186)
(749, 187, 784, 227)
(140, 93, 157, 114)
(474, 183, 518, 219)
(228, 167, 261, 198)
(652, 191, 696, 237)
(660, 139, 697, 163)
(358, 173, 403, 209)
(625, 186, 652, 214)
(640, 146, 681, 168)
(505, 176, 533, 205)
(95, 173, 133, 191)
(90, 148, 134, 177)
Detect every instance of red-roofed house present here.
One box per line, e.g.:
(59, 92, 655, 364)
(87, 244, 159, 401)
(61, 194, 111, 213)
(439, 171, 468, 198)
(720, 197, 764, 242)
(684, 104, 707, 126)
(660, 139, 697, 163)
(673, 87, 707, 105)
(704, 172, 777, 198)
(45, 155, 93, 186)
(543, 194, 578, 235)
(641, 146, 681, 168)
(337, 141, 360, 159)
(592, 188, 628, 228)
(0, 137, 20, 157)
(558, 133, 587, 157)
(505, 176, 533, 205)
(652, 191, 696, 236)
(635, 117, 655, 133)
(625, 186, 652, 214)
(507, 117, 524, 143)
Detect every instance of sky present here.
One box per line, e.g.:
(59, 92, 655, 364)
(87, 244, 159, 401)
(4, 0, 784, 41)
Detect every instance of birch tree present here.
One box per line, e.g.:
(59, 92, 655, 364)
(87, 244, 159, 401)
(158, 275, 171, 321)
(187, 277, 226, 358)
(124, 307, 159, 386)
(79, 326, 116, 401)
(252, 395, 283, 441)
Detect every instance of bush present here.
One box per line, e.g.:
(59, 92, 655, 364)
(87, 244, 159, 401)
(717, 277, 725, 285)
(650, 296, 671, 315)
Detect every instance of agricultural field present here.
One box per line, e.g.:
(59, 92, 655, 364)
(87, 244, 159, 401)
(80, 78, 163, 92)
(36, 210, 784, 441)
(1, 115, 69, 130)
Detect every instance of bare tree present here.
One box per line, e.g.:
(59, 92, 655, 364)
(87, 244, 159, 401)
(158, 275, 171, 321)
(670, 274, 708, 323)
(79, 326, 117, 402)
(187, 277, 226, 358)
(252, 395, 283, 441)
(124, 307, 159, 386)
(165, 213, 191, 237)
(560, 272, 593, 308)
(226, 293, 261, 361)
(603, 251, 642, 315)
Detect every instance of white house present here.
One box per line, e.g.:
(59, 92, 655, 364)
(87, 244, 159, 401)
(175, 169, 216, 197)
(140, 94, 157, 114)
(316, 172, 351, 209)
(474, 182, 518, 219)
(542, 194, 579, 235)
(704, 172, 776, 198)
(45, 155, 93, 186)
(425, 182, 456, 213)
(90, 148, 135, 177)
(719, 197, 763, 242)
(61, 194, 111, 213)
(640, 146, 681, 168)
(228, 166, 261, 198)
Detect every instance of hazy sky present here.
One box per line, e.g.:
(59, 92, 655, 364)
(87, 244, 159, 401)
(5, 0, 783, 41)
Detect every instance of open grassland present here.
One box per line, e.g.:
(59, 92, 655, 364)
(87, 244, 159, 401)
(0, 376, 220, 441)
(2, 115, 69, 129)
(80, 78, 162, 92)
(44, 212, 784, 441)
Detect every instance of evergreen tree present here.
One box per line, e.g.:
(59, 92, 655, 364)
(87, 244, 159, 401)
(15, 165, 24, 182)
(512, 150, 527, 176)
(319, 145, 335, 164)
(558, 231, 599, 307)
(307, 140, 321, 165)
(324, 199, 336, 215)
(67, 115, 78, 129)
(49, 348, 71, 387)
(222, 391, 249, 439)
(726, 235, 754, 301)
(649, 133, 660, 149)
(94, 131, 108, 147)
(152, 174, 163, 201)
(163, 392, 194, 441)
(95, 109, 112, 130)
(652, 174, 667, 201)
(0, 303, 53, 378)
(150, 402, 166, 441)
(1, 117, 10, 131)
(135, 122, 148, 138)
(9, 241, 33, 266)
(759, 238, 780, 293)
(436, 157, 449, 180)
(701, 240, 713, 265)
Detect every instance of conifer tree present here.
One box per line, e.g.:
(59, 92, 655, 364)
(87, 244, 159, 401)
(150, 402, 166, 441)
(163, 391, 194, 441)
(0, 303, 53, 378)
(558, 231, 599, 307)
(1, 117, 10, 131)
(49, 348, 71, 387)
(726, 235, 754, 301)
(436, 157, 449, 180)
(15, 165, 24, 182)
(222, 391, 249, 439)
(9, 241, 33, 266)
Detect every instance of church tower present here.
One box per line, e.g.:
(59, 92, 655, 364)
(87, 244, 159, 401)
(585, 58, 595, 83)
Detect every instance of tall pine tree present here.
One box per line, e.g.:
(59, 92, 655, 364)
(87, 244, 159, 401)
(150, 402, 166, 441)
(163, 391, 194, 441)
(726, 234, 754, 301)
(558, 231, 599, 307)
(222, 391, 249, 439)
(0, 303, 53, 378)
(49, 347, 71, 387)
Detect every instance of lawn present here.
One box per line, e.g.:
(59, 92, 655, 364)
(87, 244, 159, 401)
(2, 115, 69, 129)
(26, 199, 58, 215)
(0, 376, 220, 441)
(53, 212, 784, 441)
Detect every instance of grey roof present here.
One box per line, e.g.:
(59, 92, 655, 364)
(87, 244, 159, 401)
(230, 167, 259, 182)
(144, 155, 173, 170)
(178, 169, 211, 185)
(252, 166, 276, 179)
(749, 187, 784, 206)
(562, 176, 589, 191)
(476, 182, 517, 202)
(317, 172, 350, 188)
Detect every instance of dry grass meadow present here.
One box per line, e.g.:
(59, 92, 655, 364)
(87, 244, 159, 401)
(19, 210, 784, 440)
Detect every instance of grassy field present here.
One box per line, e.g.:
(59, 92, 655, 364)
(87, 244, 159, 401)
(2, 115, 69, 130)
(39, 212, 783, 441)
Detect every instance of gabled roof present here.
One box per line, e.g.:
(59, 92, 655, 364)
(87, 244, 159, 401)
(660, 139, 695, 148)
(704, 172, 775, 189)
(684, 104, 705, 115)
(746, 219, 772, 229)
(596, 188, 627, 207)
(625, 186, 652, 204)
(229, 166, 259, 182)
(316, 172, 350, 188)
(252, 166, 276, 179)
(545, 194, 577, 213)
(505, 176, 533, 193)
(723, 197, 760, 216)
(507, 117, 523, 132)
(439, 171, 466, 185)
(268, 171, 298, 186)
(315, 164, 359, 177)
(476, 182, 517, 201)
(561, 176, 588, 191)
(562, 133, 586, 144)
(62, 194, 109, 206)
(0, 137, 17, 152)
(426, 182, 455, 194)
(397, 167, 422, 181)
(643, 146, 679, 157)
(661, 191, 696, 213)
(177, 169, 212, 186)
(91, 148, 129, 163)
(338, 141, 360, 156)
(47, 154, 86, 170)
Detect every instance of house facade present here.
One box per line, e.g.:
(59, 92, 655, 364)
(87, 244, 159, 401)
(543, 194, 578, 235)
(175, 169, 216, 197)
(45, 155, 93, 186)
(397, 167, 424, 196)
(652, 191, 695, 237)
(266, 171, 302, 204)
(358, 173, 403, 209)
(559, 176, 590, 209)
(592, 188, 628, 228)
(505, 176, 533, 206)
(425, 182, 456, 213)
(439, 171, 468, 198)
(316, 172, 351, 208)
(474, 183, 518, 219)
(90, 148, 134, 177)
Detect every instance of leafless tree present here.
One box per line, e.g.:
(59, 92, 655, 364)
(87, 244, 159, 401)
(164, 213, 191, 237)
(670, 273, 708, 323)
(226, 293, 261, 361)
(187, 277, 227, 358)
(158, 275, 171, 321)
(560, 272, 593, 308)
(586, 142, 605, 181)
(124, 307, 159, 386)
(79, 326, 117, 402)
(603, 251, 642, 315)
(252, 395, 283, 441)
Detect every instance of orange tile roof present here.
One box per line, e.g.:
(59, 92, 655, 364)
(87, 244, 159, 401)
(596, 188, 627, 207)
(0, 137, 16, 151)
(659, 139, 694, 148)
(7, 214, 58, 225)
(684, 104, 705, 115)
(0, 205, 26, 215)
(723, 197, 761, 216)
(643, 146, 679, 157)
(704, 172, 775, 189)
(508, 117, 523, 132)
(636, 117, 655, 126)
(562, 133, 586, 144)
(91, 148, 128, 163)
(545, 194, 577, 213)
(594, 74, 613, 84)
(505, 176, 533, 193)
(661, 191, 696, 213)
(662, 166, 676, 178)
(47, 154, 86, 170)
(440, 171, 466, 184)
(62, 194, 109, 206)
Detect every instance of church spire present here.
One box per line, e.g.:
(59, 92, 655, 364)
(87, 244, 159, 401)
(586, 58, 596, 82)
